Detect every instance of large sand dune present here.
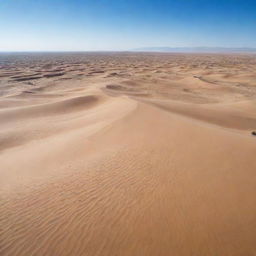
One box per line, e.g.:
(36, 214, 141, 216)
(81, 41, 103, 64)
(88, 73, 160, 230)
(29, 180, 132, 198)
(1, 53, 256, 255)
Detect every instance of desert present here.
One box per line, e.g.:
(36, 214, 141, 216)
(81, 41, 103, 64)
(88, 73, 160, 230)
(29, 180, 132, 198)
(1, 52, 256, 256)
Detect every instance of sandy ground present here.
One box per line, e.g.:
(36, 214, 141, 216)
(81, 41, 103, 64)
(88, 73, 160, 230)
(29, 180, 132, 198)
(1, 52, 256, 256)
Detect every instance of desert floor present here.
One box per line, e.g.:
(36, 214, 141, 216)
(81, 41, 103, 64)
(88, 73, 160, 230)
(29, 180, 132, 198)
(1, 52, 256, 256)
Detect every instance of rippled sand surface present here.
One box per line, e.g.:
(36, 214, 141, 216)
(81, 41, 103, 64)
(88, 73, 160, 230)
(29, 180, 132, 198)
(1, 53, 256, 256)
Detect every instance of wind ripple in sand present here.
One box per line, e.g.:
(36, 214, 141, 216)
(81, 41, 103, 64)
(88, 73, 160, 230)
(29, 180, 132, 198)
(1, 104, 256, 256)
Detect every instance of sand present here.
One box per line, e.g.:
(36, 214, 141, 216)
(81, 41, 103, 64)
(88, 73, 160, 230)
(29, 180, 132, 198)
(1, 52, 256, 256)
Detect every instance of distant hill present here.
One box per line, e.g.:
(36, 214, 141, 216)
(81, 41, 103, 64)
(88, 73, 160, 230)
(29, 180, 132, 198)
(132, 47, 256, 53)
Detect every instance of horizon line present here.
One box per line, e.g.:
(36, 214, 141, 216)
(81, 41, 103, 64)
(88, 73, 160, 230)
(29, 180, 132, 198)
(1, 46, 256, 54)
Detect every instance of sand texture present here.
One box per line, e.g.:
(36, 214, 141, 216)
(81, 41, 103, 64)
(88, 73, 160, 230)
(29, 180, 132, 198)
(1, 52, 256, 256)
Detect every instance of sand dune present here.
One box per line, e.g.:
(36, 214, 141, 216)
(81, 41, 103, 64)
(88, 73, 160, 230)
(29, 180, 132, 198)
(1, 53, 256, 256)
(0, 95, 101, 122)
(147, 99, 256, 130)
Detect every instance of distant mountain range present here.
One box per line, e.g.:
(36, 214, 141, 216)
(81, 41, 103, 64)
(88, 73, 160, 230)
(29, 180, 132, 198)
(132, 47, 256, 53)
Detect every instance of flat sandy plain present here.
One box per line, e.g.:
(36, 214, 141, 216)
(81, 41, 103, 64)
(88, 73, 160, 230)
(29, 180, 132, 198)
(1, 52, 256, 256)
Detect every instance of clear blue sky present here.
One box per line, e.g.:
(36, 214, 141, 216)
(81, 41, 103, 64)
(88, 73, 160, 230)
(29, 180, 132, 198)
(0, 0, 255, 51)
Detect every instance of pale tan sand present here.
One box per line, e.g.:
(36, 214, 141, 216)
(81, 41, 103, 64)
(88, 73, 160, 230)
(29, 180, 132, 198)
(1, 53, 256, 256)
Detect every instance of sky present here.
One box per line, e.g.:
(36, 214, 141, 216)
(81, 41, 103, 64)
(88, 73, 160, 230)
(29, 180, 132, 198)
(0, 0, 256, 51)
